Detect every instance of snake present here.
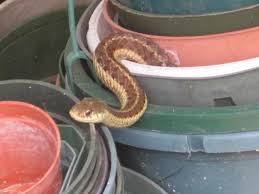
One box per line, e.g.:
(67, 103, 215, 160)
(69, 32, 178, 128)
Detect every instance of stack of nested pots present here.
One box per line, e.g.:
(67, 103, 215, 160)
(63, 0, 259, 194)
(0, 0, 167, 193)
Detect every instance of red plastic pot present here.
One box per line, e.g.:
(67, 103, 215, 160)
(102, 0, 259, 67)
(0, 101, 62, 194)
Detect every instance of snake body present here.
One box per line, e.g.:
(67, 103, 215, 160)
(69, 32, 178, 128)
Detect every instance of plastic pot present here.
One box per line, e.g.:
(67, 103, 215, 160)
(110, 0, 259, 36)
(65, 65, 119, 194)
(65, 2, 259, 193)
(58, 124, 86, 192)
(89, 134, 109, 194)
(101, 0, 259, 67)
(117, 0, 259, 14)
(0, 101, 62, 194)
(0, 79, 121, 194)
(98, 126, 119, 194)
(115, 163, 125, 194)
(60, 140, 76, 192)
(113, 127, 259, 194)
(0, 0, 89, 82)
(65, 1, 259, 134)
(0, 0, 88, 38)
(0, 80, 97, 193)
(85, 1, 259, 106)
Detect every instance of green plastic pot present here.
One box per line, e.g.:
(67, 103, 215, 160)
(65, 0, 259, 134)
(0, 8, 86, 82)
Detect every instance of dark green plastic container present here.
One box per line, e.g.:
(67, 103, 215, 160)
(0, 4, 86, 82)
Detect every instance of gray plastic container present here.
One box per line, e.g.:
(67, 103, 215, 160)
(112, 127, 259, 194)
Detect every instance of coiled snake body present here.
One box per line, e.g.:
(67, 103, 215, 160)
(69, 33, 178, 128)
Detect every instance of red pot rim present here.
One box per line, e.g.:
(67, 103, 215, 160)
(0, 100, 61, 193)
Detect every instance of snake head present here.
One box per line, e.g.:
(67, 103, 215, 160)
(69, 98, 107, 124)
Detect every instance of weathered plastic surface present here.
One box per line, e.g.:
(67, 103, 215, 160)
(59, 125, 86, 192)
(118, 0, 259, 14)
(99, 126, 118, 194)
(0, 2, 118, 193)
(65, 70, 118, 194)
(115, 162, 125, 194)
(0, 80, 121, 194)
(0, 101, 62, 194)
(65, 0, 259, 134)
(86, 4, 259, 106)
(64, 38, 259, 135)
(69, 133, 98, 193)
(76, 0, 101, 59)
(0, 0, 89, 38)
(111, 0, 259, 36)
(0, 7, 85, 82)
(116, 142, 259, 194)
(112, 127, 259, 153)
(122, 167, 167, 194)
(60, 140, 76, 193)
(112, 126, 259, 194)
(0, 82, 93, 192)
(109, 102, 259, 194)
(66, 2, 259, 193)
(106, 0, 259, 65)
(0, 80, 98, 192)
(90, 135, 109, 194)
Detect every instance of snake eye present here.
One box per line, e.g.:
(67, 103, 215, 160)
(84, 110, 93, 116)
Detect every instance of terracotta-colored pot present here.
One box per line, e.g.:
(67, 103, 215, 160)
(0, 101, 62, 194)
(102, 0, 259, 67)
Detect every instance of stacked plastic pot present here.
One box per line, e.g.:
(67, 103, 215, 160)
(64, 0, 259, 194)
(2, 0, 259, 193)
(0, 0, 167, 193)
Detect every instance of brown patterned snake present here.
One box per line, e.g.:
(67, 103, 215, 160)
(69, 32, 178, 128)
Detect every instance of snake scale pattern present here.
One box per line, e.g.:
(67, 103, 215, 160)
(69, 32, 178, 128)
